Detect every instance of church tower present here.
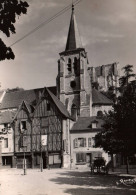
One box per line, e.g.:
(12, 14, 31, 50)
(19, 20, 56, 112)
(56, 5, 92, 119)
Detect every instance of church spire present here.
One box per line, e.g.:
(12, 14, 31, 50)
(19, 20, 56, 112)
(65, 4, 82, 51)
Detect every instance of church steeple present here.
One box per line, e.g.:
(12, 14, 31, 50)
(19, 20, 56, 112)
(57, 4, 92, 119)
(65, 4, 82, 51)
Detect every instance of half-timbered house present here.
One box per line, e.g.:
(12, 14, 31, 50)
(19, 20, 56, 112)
(13, 87, 71, 169)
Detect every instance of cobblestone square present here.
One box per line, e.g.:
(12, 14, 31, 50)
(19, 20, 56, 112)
(0, 168, 136, 195)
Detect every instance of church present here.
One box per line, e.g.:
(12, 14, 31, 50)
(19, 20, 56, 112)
(0, 5, 113, 169)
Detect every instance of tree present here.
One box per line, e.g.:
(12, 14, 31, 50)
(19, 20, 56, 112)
(119, 65, 135, 89)
(101, 86, 117, 102)
(0, 0, 29, 61)
(95, 65, 136, 174)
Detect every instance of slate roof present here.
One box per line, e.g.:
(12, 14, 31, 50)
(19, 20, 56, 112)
(92, 88, 113, 105)
(0, 110, 16, 124)
(45, 88, 71, 119)
(0, 87, 56, 110)
(71, 116, 104, 132)
(65, 5, 82, 51)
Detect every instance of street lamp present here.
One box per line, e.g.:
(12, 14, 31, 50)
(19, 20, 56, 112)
(20, 128, 27, 175)
(40, 143, 43, 172)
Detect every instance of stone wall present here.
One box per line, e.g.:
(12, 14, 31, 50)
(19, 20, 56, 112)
(88, 62, 120, 91)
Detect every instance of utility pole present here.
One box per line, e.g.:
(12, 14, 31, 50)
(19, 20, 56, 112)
(40, 144, 43, 172)
(40, 129, 43, 172)
(0, 140, 2, 168)
(23, 148, 27, 175)
(20, 128, 27, 175)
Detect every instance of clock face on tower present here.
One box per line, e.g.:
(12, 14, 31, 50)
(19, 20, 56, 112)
(70, 80, 76, 88)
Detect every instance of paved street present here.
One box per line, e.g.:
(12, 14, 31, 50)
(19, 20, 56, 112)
(0, 168, 136, 195)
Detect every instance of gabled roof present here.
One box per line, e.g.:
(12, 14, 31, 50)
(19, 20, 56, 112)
(0, 87, 56, 110)
(65, 5, 82, 51)
(13, 101, 33, 121)
(44, 87, 71, 119)
(0, 110, 16, 124)
(71, 116, 104, 132)
(92, 88, 113, 105)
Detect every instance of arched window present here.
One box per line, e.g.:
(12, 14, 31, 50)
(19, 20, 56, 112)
(67, 58, 72, 73)
(74, 57, 78, 75)
(97, 111, 103, 117)
(71, 104, 77, 121)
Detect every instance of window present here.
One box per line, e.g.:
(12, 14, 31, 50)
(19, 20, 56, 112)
(4, 138, 8, 148)
(78, 138, 86, 147)
(20, 135, 27, 147)
(97, 111, 103, 117)
(71, 104, 77, 121)
(88, 138, 92, 147)
(41, 118, 48, 127)
(92, 123, 97, 128)
(91, 120, 98, 129)
(70, 80, 76, 88)
(41, 135, 47, 146)
(67, 58, 72, 73)
(76, 153, 86, 163)
(73, 138, 78, 148)
(4, 123, 8, 128)
(74, 57, 78, 75)
(73, 138, 86, 148)
(20, 121, 26, 131)
(47, 103, 50, 111)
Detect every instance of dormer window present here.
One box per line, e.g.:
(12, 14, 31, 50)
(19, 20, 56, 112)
(91, 120, 98, 129)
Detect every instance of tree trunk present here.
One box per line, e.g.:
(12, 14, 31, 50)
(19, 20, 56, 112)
(126, 156, 129, 174)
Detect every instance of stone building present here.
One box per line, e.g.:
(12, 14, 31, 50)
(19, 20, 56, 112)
(88, 63, 120, 91)
(0, 111, 15, 167)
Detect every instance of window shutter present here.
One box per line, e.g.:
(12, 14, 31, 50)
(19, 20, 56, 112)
(74, 138, 78, 148)
(76, 153, 79, 163)
(92, 137, 95, 147)
(82, 153, 86, 162)
(88, 138, 91, 147)
(84, 138, 86, 147)
(18, 121, 21, 130)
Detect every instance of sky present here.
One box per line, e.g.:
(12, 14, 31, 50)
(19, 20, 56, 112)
(0, 0, 136, 90)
